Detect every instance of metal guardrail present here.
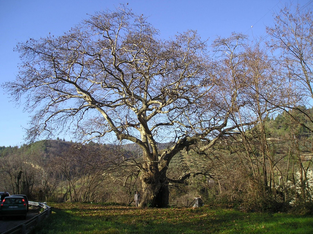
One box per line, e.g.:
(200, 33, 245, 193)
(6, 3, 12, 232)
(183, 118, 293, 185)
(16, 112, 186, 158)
(2, 201, 51, 234)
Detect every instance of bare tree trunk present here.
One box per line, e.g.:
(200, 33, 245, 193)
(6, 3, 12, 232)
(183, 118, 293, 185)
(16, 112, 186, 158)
(139, 162, 169, 208)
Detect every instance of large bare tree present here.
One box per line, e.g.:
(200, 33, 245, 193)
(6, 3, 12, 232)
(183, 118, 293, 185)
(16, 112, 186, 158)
(4, 7, 252, 207)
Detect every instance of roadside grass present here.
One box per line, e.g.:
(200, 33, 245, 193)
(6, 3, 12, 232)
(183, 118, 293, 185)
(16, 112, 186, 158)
(30, 203, 313, 233)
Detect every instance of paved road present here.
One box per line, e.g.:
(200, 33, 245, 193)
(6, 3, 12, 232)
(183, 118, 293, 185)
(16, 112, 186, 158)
(0, 211, 38, 233)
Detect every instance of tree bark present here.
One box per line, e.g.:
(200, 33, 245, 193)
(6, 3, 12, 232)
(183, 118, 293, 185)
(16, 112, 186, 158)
(139, 162, 169, 208)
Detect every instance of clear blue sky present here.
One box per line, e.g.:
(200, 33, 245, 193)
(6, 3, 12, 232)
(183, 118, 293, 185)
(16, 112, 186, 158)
(0, 0, 310, 147)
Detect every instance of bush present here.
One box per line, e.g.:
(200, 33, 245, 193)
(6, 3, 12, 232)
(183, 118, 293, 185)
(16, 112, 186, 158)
(289, 202, 313, 215)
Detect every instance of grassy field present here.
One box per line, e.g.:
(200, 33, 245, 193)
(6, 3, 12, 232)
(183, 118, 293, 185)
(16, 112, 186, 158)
(31, 203, 313, 234)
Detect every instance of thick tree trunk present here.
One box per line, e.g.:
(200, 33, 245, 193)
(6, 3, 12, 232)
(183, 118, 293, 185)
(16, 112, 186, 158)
(139, 163, 169, 208)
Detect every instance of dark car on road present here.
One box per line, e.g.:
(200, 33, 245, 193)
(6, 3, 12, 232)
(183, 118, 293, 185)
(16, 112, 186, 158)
(14, 194, 29, 211)
(0, 195, 28, 219)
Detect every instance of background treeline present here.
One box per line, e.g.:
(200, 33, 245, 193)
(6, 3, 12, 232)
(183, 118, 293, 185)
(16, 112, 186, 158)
(1, 106, 313, 213)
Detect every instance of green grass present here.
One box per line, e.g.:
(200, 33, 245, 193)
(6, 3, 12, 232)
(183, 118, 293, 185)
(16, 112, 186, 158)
(31, 203, 313, 233)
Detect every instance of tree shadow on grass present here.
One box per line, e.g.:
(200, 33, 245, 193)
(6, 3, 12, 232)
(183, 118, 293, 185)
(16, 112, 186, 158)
(31, 207, 160, 233)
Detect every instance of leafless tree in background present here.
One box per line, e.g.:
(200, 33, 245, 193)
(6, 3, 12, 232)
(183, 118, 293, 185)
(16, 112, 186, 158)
(267, 5, 313, 130)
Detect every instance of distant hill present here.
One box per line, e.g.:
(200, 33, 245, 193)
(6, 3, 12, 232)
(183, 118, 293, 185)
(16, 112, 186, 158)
(0, 139, 175, 161)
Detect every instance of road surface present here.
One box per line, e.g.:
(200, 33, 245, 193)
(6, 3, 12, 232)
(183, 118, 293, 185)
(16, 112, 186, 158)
(0, 211, 38, 233)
